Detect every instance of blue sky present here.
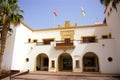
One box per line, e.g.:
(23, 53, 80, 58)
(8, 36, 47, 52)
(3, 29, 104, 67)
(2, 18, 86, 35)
(18, 0, 105, 29)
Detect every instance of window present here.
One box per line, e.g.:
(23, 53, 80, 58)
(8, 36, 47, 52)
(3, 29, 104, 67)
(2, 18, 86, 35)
(76, 60, 80, 68)
(33, 39, 38, 42)
(64, 38, 71, 43)
(43, 39, 54, 45)
(102, 35, 108, 39)
(82, 36, 96, 43)
(26, 58, 29, 62)
(108, 57, 113, 62)
(51, 60, 55, 68)
(109, 33, 112, 38)
(28, 38, 31, 43)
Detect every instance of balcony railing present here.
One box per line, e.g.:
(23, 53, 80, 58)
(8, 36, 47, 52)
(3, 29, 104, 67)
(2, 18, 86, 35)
(36, 42, 52, 46)
(54, 40, 75, 50)
(30, 38, 113, 47)
(56, 40, 73, 46)
(35, 39, 98, 46)
(36, 42, 44, 46)
(80, 39, 98, 43)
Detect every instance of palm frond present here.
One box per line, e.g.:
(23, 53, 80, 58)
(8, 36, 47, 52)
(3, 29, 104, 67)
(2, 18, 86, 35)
(112, 0, 120, 11)
(100, 0, 120, 11)
(0, 0, 24, 55)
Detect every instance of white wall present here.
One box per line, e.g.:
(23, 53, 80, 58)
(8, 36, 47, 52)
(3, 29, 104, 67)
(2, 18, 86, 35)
(33, 30, 61, 41)
(98, 39, 118, 73)
(75, 26, 110, 40)
(11, 23, 33, 71)
(105, 2, 120, 72)
(2, 25, 17, 69)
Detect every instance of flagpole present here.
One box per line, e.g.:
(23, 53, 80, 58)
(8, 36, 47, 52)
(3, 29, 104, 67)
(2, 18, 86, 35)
(53, 9, 57, 28)
(54, 15, 56, 28)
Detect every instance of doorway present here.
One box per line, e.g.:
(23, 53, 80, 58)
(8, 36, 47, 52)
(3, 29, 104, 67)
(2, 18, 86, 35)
(36, 53, 49, 71)
(83, 52, 99, 72)
(58, 53, 72, 71)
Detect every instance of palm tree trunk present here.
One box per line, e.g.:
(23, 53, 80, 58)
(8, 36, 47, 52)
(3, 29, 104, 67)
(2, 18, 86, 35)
(1, 25, 9, 55)
(0, 24, 9, 70)
(0, 55, 3, 74)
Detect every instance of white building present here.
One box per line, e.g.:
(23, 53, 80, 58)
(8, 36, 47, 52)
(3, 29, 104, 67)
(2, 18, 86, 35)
(2, 2, 120, 73)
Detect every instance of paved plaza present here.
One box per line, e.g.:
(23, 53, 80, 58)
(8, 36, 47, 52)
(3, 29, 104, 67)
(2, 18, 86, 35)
(2, 72, 120, 80)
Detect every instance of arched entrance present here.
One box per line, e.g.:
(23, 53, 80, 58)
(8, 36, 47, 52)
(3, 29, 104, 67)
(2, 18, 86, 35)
(58, 53, 72, 71)
(36, 53, 49, 71)
(83, 52, 99, 72)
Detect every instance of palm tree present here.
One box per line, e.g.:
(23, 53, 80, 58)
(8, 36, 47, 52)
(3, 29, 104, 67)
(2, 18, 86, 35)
(100, 0, 120, 11)
(0, 0, 23, 70)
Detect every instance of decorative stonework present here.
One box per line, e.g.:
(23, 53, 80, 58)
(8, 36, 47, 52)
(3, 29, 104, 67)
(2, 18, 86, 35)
(60, 30, 74, 40)
(55, 46, 75, 50)
(64, 21, 71, 28)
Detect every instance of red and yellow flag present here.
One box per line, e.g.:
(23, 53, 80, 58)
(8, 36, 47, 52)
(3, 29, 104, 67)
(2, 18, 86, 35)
(53, 9, 57, 16)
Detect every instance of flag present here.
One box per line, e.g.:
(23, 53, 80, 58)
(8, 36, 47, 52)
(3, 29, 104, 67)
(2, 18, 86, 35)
(81, 6, 86, 16)
(53, 9, 57, 16)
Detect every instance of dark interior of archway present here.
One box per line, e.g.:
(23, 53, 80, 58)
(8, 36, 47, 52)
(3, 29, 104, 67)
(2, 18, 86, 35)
(59, 53, 72, 71)
(36, 54, 49, 71)
(83, 52, 99, 72)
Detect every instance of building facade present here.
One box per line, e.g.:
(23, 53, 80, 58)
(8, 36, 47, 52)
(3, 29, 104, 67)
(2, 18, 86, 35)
(2, 2, 120, 73)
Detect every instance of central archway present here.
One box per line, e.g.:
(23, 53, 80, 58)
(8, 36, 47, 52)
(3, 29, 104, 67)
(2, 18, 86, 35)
(36, 53, 49, 71)
(58, 53, 72, 71)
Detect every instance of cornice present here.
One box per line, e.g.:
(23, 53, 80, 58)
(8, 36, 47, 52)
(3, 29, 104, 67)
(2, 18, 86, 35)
(20, 21, 107, 32)
(32, 23, 107, 32)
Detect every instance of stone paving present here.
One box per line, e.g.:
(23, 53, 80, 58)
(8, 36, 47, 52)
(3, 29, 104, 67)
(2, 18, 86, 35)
(2, 72, 120, 80)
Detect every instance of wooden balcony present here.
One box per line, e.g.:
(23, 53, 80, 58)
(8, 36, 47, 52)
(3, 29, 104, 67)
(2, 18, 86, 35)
(54, 40, 75, 50)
